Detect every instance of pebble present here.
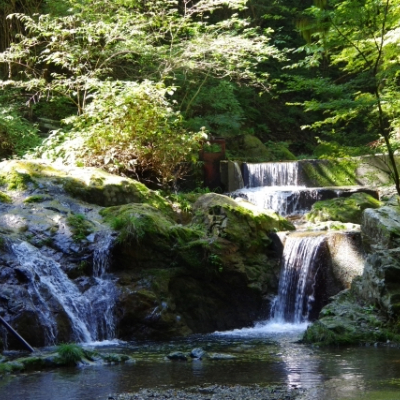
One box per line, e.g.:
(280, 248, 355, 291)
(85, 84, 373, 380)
(110, 384, 302, 400)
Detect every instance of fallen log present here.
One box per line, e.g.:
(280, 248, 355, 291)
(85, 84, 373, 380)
(0, 316, 35, 353)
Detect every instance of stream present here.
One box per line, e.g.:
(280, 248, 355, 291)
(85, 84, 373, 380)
(1, 323, 400, 400)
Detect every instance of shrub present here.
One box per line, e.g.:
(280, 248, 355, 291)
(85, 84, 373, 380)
(66, 213, 93, 241)
(56, 343, 84, 365)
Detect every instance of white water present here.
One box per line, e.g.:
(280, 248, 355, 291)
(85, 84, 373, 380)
(243, 162, 299, 187)
(232, 186, 326, 216)
(215, 235, 325, 336)
(93, 232, 114, 278)
(272, 235, 325, 324)
(11, 239, 117, 344)
(232, 161, 324, 216)
(214, 321, 309, 337)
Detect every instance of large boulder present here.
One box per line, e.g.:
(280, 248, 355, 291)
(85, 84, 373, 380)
(104, 193, 295, 339)
(358, 248, 400, 317)
(305, 192, 382, 224)
(362, 205, 400, 253)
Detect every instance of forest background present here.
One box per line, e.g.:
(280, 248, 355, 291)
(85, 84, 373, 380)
(1, 0, 400, 192)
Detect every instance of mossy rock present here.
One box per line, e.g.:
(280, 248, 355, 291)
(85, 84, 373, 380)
(227, 135, 272, 162)
(0, 191, 12, 203)
(362, 205, 400, 252)
(0, 159, 172, 210)
(192, 193, 294, 247)
(302, 290, 394, 346)
(300, 159, 359, 187)
(306, 192, 382, 224)
(101, 203, 201, 246)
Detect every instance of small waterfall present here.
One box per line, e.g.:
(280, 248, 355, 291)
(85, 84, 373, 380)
(93, 232, 114, 278)
(243, 162, 299, 187)
(232, 161, 245, 190)
(232, 186, 325, 216)
(231, 161, 311, 216)
(90, 232, 117, 339)
(272, 235, 325, 324)
(11, 238, 117, 343)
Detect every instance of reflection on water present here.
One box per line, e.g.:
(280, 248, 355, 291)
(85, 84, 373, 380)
(1, 324, 400, 400)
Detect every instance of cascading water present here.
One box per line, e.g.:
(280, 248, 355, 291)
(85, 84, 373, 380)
(89, 232, 117, 340)
(231, 161, 367, 216)
(271, 235, 325, 324)
(233, 187, 323, 216)
(10, 233, 117, 344)
(232, 161, 312, 216)
(242, 162, 299, 187)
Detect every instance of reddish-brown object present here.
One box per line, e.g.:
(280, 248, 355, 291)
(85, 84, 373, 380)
(199, 138, 226, 189)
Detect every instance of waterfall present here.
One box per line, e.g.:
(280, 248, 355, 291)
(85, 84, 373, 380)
(11, 239, 117, 343)
(243, 162, 299, 187)
(93, 232, 114, 278)
(272, 235, 325, 324)
(231, 161, 312, 216)
(232, 187, 324, 217)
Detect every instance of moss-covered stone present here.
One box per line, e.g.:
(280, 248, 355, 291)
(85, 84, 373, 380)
(300, 159, 360, 187)
(192, 193, 294, 242)
(306, 192, 382, 224)
(302, 290, 397, 346)
(226, 135, 272, 162)
(362, 205, 400, 252)
(100, 203, 191, 246)
(24, 194, 52, 203)
(0, 159, 172, 210)
(0, 170, 35, 191)
(0, 191, 12, 203)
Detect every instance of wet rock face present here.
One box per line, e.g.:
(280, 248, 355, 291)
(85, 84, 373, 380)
(0, 161, 295, 346)
(109, 193, 294, 339)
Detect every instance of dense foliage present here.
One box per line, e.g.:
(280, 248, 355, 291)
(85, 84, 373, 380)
(0, 0, 399, 192)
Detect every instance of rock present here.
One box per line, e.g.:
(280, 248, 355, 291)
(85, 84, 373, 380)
(190, 348, 206, 359)
(207, 353, 236, 360)
(362, 205, 400, 253)
(357, 248, 400, 316)
(306, 192, 382, 224)
(101, 353, 131, 363)
(167, 351, 187, 361)
(326, 231, 365, 289)
(304, 205, 400, 346)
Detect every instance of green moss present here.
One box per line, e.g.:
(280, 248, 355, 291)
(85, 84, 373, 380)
(101, 353, 130, 363)
(62, 175, 173, 212)
(302, 321, 400, 346)
(227, 135, 273, 162)
(224, 203, 294, 232)
(301, 159, 359, 187)
(306, 192, 382, 224)
(24, 194, 52, 203)
(0, 191, 12, 203)
(66, 213, 94, 241)
(101, 203, 176, 244)
(0, 170, 35, 190)
(18, 356, 45, 370)
(0, 363, 13, 374)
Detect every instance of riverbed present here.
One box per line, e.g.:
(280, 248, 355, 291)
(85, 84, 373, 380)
(1, 322, 400, 400)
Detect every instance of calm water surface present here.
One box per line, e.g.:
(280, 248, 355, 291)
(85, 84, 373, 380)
(1, 322, 400, 400)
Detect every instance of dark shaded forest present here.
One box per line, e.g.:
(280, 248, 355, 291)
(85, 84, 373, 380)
(1, 0, 399, 191)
